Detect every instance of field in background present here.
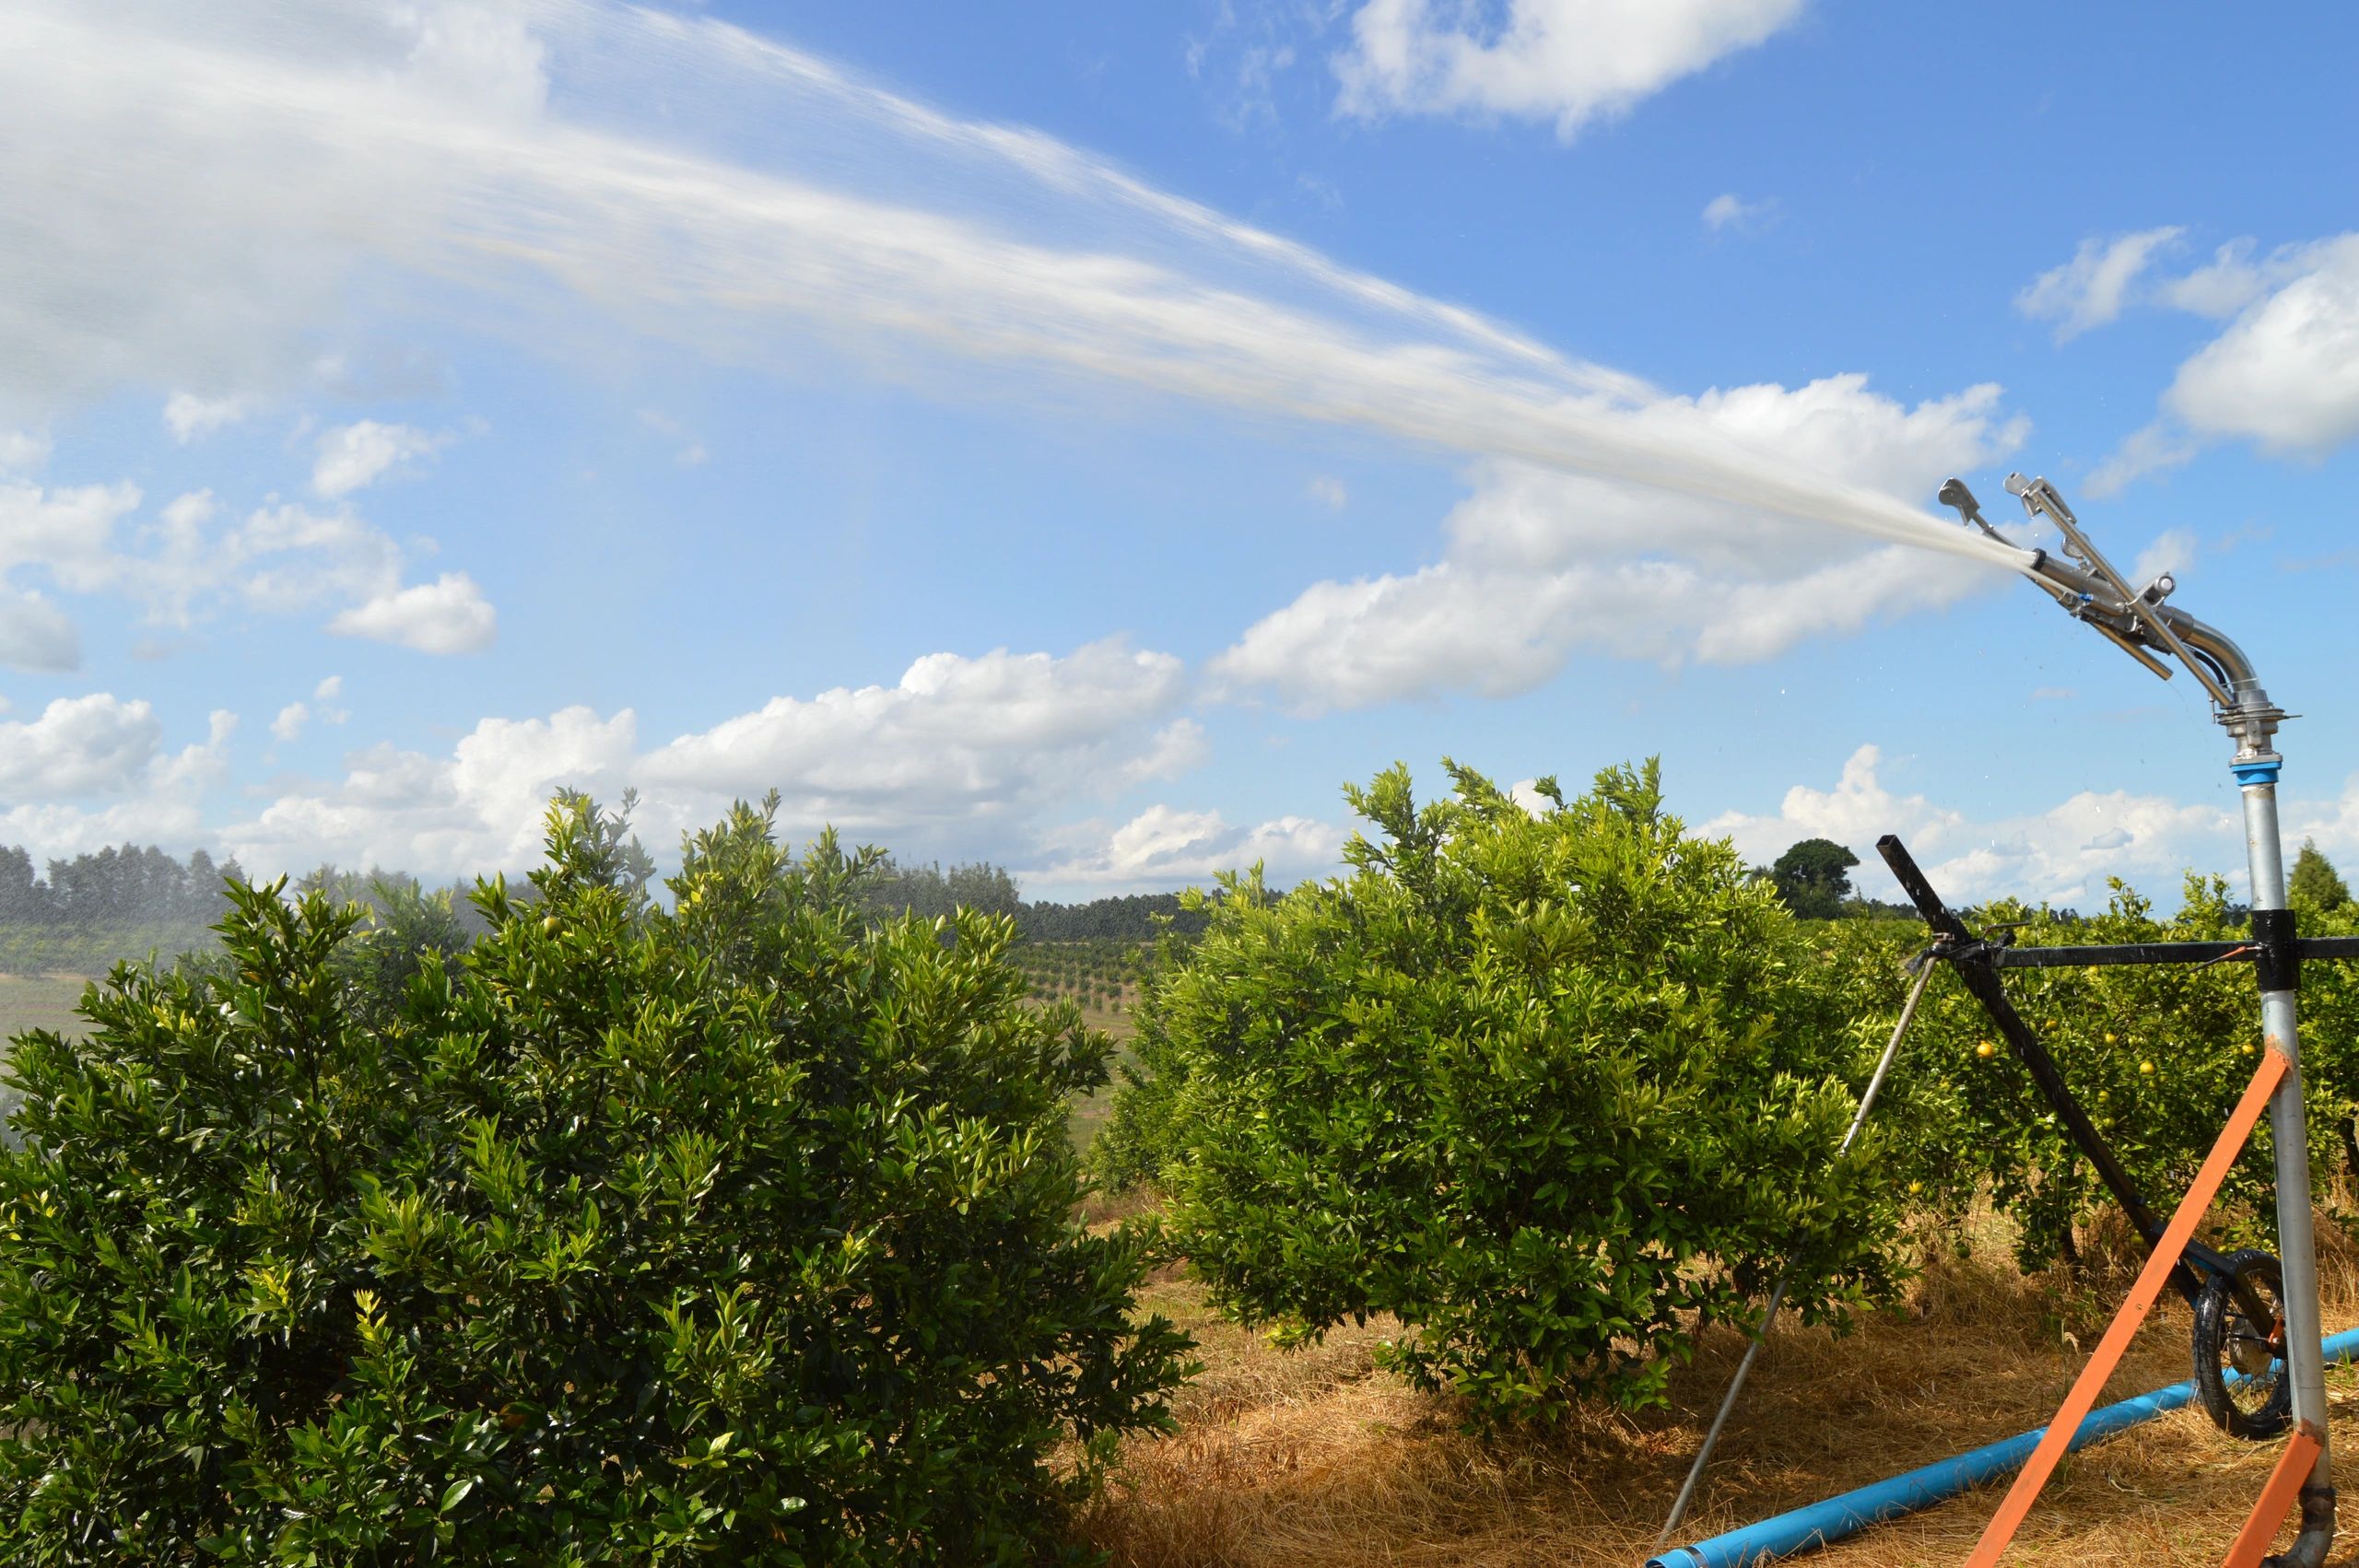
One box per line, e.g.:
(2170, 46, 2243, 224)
(1077, 1209, 2359, 1565)
(1014, 940, 1145, 1153)
(0, 973, 91, 1044)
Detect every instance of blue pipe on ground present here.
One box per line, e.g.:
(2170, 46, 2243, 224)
(1647, 1327, 2359, 1568)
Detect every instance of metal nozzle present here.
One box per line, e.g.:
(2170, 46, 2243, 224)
(1943, 474, 2282, 752)
(1936, 476, 2005, 541)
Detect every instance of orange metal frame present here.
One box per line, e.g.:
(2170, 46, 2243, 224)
(1965, 1046, 2297, 1565)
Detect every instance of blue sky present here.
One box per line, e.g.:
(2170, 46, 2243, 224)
(3, 0, 2356, 907)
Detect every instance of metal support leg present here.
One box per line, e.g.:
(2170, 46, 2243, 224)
(2241, 771, 2337, 1566)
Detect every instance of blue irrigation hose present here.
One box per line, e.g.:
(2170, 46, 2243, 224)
(1647, 1326, 2359, 1568)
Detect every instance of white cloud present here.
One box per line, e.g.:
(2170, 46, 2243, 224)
(2014, 227, 2183, 342)
(1701, 192, 1776, 235)
(1308, 474, 1349, 511)
(2083, 420, 2196, 498)
(328, 572, 498, 654)
(0, 464, 493, 666)
(0, 695, 163, 799)
(2157, 238, 2330, 320)
(228, 706, 638, 879)
(0, 586, 80, 672)
(1029, 804, 1345, 891)
(268, 682, 346, 744)
(0, 429, 50, 474)
(0, 477, 145, 670)
(2165, 234, 2359, 453)
(1702, 743, 2235, 907)
(163, 391, 261, 443)
(0, 697, 237, 861)
(0, 0, 2017, 581)
(2066, 232, 2359, 486)
(1215, 374, 2027, 710)
(639, 638, 1193, 828)
(311, 420, 450, 498)
(1333, 0, 1805, 138)
(217, 638, 1204, 879)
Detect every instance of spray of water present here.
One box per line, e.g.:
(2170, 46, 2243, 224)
(0, 0, 2031, 575)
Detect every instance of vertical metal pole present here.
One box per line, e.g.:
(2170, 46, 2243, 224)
(2238, 758, 2337, 1563)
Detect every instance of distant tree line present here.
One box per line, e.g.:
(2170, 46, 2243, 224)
(858, 859, 1210, 942)
(23, 827, 2333, 970)
(1757, 834, 2359, 925)
(0, 841, 487, 977)
(0, 837, 1215, 978)
(0, 843, 242, 930)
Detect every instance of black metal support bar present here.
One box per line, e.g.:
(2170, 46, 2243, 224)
(1966, 936, 2359, 972)
(1876, 835, 2192, 1293)
(1989, 941, 2256, 969)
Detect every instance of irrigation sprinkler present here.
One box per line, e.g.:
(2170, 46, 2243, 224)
(1933, 472, 2338, 1563)
(1651, 473, 2350, 1564)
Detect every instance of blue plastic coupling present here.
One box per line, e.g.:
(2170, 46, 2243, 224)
(2232, 758, 2283, 787)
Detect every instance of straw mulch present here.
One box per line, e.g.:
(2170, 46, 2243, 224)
(1074, 1210, 2359, 1566)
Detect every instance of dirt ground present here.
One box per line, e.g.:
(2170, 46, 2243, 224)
(1076, 1212, 2359, 1566)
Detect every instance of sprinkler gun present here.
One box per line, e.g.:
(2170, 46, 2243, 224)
(1936, 472, 2335, 1567)
(1661, 476, 2341, 1564)
(1937, 474, 2285, 770)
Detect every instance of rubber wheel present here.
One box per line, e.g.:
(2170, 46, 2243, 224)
(2191, 1248, 2293, 1441)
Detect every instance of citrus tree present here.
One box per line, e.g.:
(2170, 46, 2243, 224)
(0, 795, 1188, 1564)
(1837, 874, 2359, 1272)
(1105, 759, 1905, 1423)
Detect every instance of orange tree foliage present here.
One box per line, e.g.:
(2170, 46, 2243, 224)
(0, 797, 1187, 1564)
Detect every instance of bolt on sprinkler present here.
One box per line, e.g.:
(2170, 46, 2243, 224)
(1942, 474, 2333, 1565)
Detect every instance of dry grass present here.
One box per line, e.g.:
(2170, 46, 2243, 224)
(1076, 1210, 2359, 1565)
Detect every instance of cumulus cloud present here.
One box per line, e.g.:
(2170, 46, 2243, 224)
(2078, 233, 2359, 484)
(311, 419, 451, 497)
(1030, 804, 1345, 890)
(639, 638, 1192, 828)
(0, 695, 165, 799)
(0, 697, 238, 862)
(328, 573, 499, 654)
(164, 392, 261, 443)
(0, 468, 496, 667)
(2013, 227, 2183, 341)
(1702, 743, 2236, 907)
(1215, 374, 2027, 710)
(2164, 234, 2359, 453)
(215, 638, 1204, 879)
(1333, 0, 1804, 138)
(270, 675, 350, 744)
(0, 477, 145, 670)
(227, 706, 638, 879)
(1308, 474, 1349, 510)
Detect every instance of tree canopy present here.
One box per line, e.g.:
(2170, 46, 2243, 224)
(2291, 838, 2351, 913)
(1769, 837, 1860, 920)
